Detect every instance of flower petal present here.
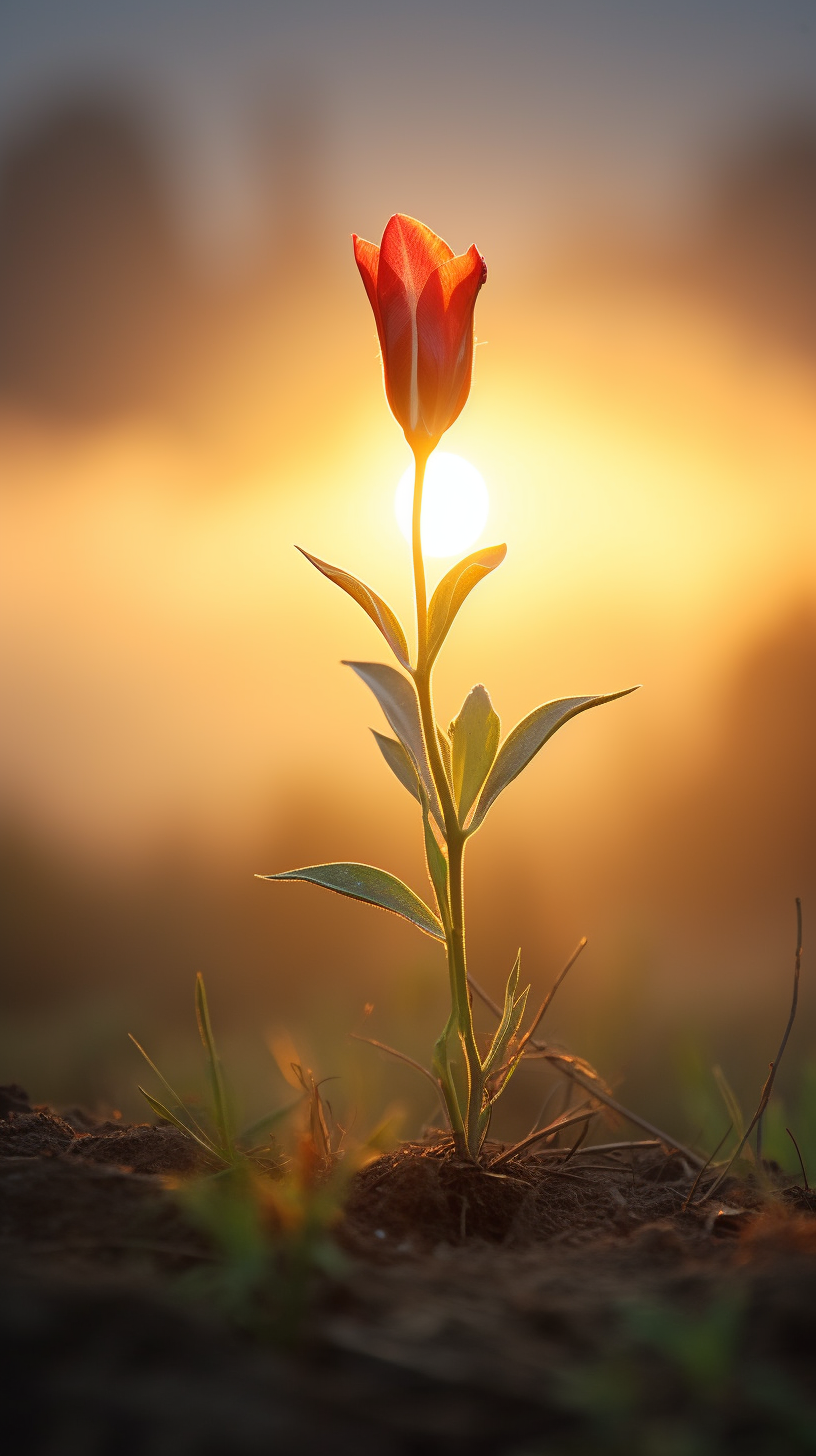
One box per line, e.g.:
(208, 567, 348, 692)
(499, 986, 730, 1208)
(416, 244, 487, 439)
(375, 217, 453, 437)
(375, 254, 415, 432)
(353, 235, 384, 341)
(379, 214, 453, 301)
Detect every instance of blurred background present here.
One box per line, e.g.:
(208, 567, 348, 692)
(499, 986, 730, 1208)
(1, 1, 814, 1163)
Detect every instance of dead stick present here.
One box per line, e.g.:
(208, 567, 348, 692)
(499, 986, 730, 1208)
(350, 1032, 450, 1124)
(682, 1121, 733, 1212)
(563, 1117, 591, 1164)
(570, 1138, 661, 1155)
(350, 1032, 441, 1089)
(756, 897, 803, 1163)
(786, 1127, 810, 1192)
(515, 937, 587, 1055)
(489, 1106, 597, 1170)
(706, 898, 803, 1203)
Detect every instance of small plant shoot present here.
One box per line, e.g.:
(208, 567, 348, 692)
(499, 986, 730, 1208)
(261, 213, 638, 1161)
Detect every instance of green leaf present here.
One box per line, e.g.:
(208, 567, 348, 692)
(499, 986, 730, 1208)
(260, 862, 445, 941)
(482, 952, 530, 1081)
(469, 687, 639, 832)
(297, 547, 410, 668)
(427, 544, 507, 663)
(371, 731, 421, 805)
(483, 950, 520, 1076)
(449, 685, 501, 825)
(195, 974, 234, 1161)
(344, 661, 442, 825)
(436, 724, 453, 785)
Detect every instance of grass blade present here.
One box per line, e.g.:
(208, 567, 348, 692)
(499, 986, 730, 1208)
(195, 973, 234, 1162)
(137, 1088, 221, 1159)
(712, 1065, 747, 1156)
(128, 1032, 213, 1146)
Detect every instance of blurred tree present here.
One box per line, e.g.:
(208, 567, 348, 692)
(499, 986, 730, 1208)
(0, 96, 191, 419)
(702, 115, 816, 359)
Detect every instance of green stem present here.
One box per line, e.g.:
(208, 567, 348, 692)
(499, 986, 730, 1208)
(411, 448, 484, 1160)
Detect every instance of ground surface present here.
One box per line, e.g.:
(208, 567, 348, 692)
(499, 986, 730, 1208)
(2, 1084, 816, 1455)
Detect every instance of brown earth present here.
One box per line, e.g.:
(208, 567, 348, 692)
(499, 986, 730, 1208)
(2, 1084, 816, 1455)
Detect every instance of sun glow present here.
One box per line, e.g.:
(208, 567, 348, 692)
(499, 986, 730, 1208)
(395, 452, 489, 558)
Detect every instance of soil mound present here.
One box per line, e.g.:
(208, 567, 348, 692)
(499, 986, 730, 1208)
(343, 1139, 703, 1252)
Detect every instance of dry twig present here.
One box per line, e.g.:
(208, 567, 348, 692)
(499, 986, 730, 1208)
(682, 1122, 733, 1212)
(705, 898, 803, 1203)
(786, 1126, 810, 1192)
(489, 1105, 597, 1170)
(350, 1033, 448, 1115)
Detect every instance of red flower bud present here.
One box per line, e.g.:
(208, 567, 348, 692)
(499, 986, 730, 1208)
(353, 214, 487, 455)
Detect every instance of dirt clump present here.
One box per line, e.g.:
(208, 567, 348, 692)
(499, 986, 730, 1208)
(0, 1084, 214, 1175)
(0, 1109, 77, 1158)
(68, 1123, 215, 1175)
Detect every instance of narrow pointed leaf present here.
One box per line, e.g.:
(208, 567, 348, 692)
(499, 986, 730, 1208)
(260, 862, 445, 941)
(484, 994, 530, 1096)
(470, 687, 639, 832)
(487, 1035, 528, 1102)
(297, 547, 410, 668)
(345, 661, 442, 824)
(450, 684, 501, 825)
(482, 953, 530, 1079)
(371, 730, 421, 805)
(483, 951, 520, 1075)
(427, 544, 507, 662)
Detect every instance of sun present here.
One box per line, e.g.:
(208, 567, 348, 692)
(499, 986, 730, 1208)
(394, 453, 489, 558)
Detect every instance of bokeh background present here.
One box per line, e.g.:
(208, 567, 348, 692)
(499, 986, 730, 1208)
(1, 1, 814, 1161)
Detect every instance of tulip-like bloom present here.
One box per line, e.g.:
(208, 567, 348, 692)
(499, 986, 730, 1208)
(353, 214, 487, 455)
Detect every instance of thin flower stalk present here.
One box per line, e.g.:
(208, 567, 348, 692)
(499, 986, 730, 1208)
(410, 446, 483, 1154)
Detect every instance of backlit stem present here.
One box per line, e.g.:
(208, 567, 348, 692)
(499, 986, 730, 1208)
(411, 447, 484, 1159)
